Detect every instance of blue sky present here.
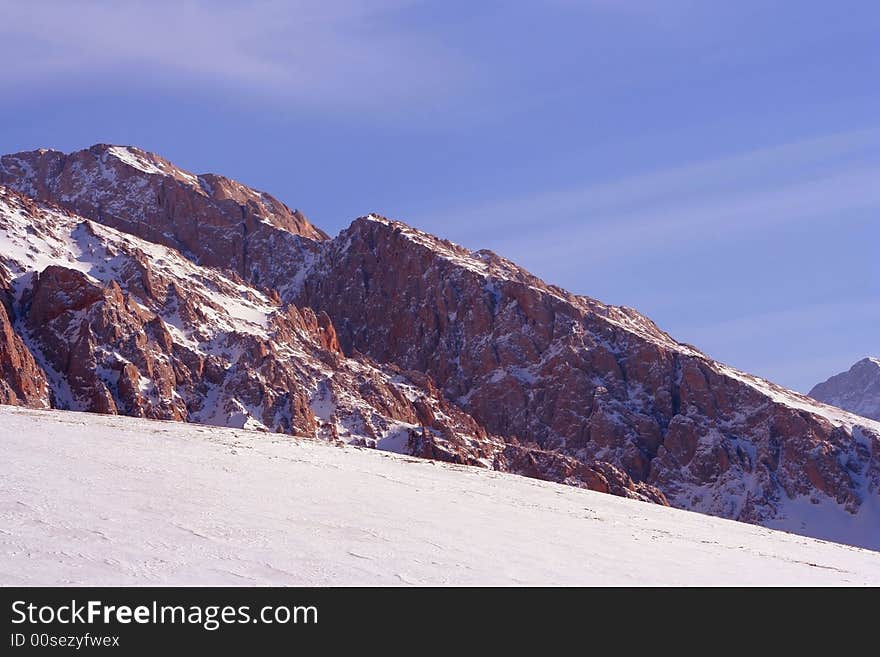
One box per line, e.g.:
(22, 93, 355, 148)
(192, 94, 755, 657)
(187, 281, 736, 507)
(0, 0, 877, 391)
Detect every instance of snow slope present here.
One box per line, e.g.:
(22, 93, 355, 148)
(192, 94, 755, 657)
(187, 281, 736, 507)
(1, 405, 878, 586)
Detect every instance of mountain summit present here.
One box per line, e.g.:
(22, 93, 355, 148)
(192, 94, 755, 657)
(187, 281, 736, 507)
(1, 144, 879, 549)
(810, 358, 880, 422)
(0, 144, 327, 278)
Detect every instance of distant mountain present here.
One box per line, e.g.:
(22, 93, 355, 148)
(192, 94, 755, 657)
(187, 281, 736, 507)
(810, 358, 880, 422)
(2, 144, 879, 549)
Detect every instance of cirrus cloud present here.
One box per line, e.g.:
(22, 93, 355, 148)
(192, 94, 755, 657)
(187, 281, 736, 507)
(0, 0, 472, 112)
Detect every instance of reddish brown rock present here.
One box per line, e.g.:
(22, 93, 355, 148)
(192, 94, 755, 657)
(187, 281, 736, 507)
(0, 145, 327, 289)
(0, 270, 51, 408)
(405, 426, 668, 504)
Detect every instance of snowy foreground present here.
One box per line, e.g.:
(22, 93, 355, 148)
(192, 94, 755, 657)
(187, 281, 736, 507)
(1, 406, 879, 586)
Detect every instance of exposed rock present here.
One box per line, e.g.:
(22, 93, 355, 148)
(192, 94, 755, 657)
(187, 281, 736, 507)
(0, 265, 51, 408)
(0, 145, 326, 290)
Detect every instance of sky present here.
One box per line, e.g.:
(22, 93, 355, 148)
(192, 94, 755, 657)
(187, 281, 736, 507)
(0, 0, 877, 391)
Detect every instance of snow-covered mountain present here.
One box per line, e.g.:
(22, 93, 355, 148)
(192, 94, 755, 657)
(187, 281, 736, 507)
(2, 405, 878, 585)
(810, 358, 880, 422)
(1, 144, 879, 551)
(0, 151, 659, 501)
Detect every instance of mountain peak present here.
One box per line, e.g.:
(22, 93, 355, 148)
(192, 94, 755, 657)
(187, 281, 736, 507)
(0, 144, 328, 277)
(809, 357, 880, 422)
(100, 144, 186, 175)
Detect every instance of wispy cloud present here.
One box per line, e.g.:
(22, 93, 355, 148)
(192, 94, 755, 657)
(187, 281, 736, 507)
(683, 298, 880, 346)
(528, 165, 880, 266)
(0, 0, 469, 111)
(424, 128, 880, 265)
(673, 298, 880, 391)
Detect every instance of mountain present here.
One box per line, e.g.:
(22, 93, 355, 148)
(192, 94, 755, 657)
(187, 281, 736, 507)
(1, 144, 879, 549)
(292, 215, 880, 546)
(810, 358, 880, 422)
(4, 405, 879, 585)
(0, 152, 660, 502)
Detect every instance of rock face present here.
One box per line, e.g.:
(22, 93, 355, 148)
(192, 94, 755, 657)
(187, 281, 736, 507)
(810, 358, 880, 422)
(294, 215, 880, 530)
(0, 262, 51, 408)
(2, 145, 879, 547)
(0, 186, 466, 435)
(0, 145, 326, 291)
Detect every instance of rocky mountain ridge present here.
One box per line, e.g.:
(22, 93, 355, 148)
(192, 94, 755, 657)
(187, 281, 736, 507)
(1, 144, 878, 547)
(0, 182, 661, 503)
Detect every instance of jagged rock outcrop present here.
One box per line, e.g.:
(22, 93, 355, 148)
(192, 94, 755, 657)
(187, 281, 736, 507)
(0, 186, 464, 437)
(810, 358, 880, 422)
(407, 426, 667, 503)
(0, 263, 51, 407)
